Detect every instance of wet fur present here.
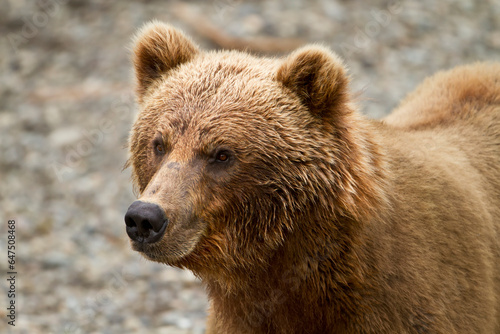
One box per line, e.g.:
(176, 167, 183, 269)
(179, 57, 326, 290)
(127, 21, 500, 333)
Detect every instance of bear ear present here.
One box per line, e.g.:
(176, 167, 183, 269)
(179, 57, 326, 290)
(276, 45, 350, 119)
(132, 21, 200, 103)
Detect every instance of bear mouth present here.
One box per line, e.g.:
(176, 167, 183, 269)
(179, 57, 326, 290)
(130, 221, 206, 265)
(131, 242, 165, 261)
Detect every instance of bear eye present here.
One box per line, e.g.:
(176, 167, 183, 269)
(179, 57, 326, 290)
(153, 137, 165, 155)
(217, 152, 228, 162)
(214, 150, 232, 163)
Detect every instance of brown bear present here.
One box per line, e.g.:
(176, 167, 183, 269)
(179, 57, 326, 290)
(124, 21, 500, 334)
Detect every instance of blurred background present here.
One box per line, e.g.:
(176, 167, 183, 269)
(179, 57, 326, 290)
(0, 0, 499, 333)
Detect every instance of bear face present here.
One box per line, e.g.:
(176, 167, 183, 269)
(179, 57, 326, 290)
(126, 22, 383, 273)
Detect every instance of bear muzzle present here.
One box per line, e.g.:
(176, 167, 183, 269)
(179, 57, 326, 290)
(124, 200, 169, 244)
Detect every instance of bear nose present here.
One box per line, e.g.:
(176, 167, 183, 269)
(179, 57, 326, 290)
(124, 201, 168, 243)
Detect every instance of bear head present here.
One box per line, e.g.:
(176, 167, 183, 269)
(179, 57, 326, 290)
(125, 21, 384, 278)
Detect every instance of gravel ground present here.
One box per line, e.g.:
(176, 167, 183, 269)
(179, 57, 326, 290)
(0, 0, 499, 333)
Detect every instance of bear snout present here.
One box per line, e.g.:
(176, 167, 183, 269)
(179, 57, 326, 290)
(124, 200, 168, 244)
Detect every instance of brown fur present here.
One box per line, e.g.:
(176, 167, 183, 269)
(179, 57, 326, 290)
(126, 21, 500, 333)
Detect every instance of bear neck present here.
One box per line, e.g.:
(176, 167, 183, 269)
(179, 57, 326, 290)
(203, 211, 382, 333)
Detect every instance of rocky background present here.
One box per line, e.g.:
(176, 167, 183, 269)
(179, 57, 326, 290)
(0, 0, 498, 333)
